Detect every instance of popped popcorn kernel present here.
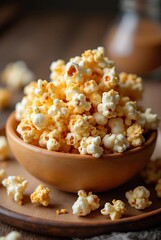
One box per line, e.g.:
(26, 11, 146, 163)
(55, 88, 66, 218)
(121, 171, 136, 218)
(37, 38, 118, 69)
(56, 208, 68, 215)
(141, 158, 161, 184)
(155, 179, 161, 198)
(101, 199, 126, 220)
(30, 184, 50, 206)
(0, 231, 21, 240)
(72, 190, 100, 216)
(108, 117, 125, 134)
(125, 186, 152, 209)
(2, 176, 28, 205)
(137, 108, 160, 131)
(0, 136, 9, 161)
(0, 88, 11, 109)
(126, 124, 145, 147)
(0, 169, 7, 184)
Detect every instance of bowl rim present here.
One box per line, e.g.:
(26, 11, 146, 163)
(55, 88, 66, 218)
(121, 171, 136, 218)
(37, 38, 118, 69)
(6, 111, 158, 160)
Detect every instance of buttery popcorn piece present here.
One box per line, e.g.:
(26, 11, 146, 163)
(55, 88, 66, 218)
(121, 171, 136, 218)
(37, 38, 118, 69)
(126, 124, 145, 147)
(141, 158, 161, 184)
(30, 184, 50, 206)
(0, 136, 9, 161)
(0, 169, 7, 184)
(0, 88, 11, 109)
(125, 186, 152, 209)
(155, 179, 161, 198)
(0, 231, 21, 240)
(1, 61, 35, 90)
(101, 199, 126, 220)
(56, 208, 68, 215)
(2, 176, 28, 205)
(72, 190, 100, 216)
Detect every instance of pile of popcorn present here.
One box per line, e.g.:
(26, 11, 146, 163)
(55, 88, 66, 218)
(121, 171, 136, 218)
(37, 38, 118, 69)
(13, 47, 158, 157)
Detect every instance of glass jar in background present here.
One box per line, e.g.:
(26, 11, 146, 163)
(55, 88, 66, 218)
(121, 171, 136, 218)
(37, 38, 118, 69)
(104, 0, 161, 75)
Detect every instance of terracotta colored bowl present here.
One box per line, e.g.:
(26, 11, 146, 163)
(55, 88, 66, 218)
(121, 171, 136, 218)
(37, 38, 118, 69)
(6, 112, 157, 193)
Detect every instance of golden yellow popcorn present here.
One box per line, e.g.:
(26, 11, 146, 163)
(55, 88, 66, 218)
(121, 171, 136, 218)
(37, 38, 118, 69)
(72, 190, 100, 216)
(0, 231, 21, 240)
(0, 136, 9, 161)
(2, 176, 28, 205)
(56, 208, 68, 215)
(0, 88, 11, 109)
(155, 179, 161, 198)
(141, 158, 161, 184)
(125, 186, 152, 209)
(15, 47, 159, 157)
(101, 199, 126, 220)
(30, 184, 50, 206)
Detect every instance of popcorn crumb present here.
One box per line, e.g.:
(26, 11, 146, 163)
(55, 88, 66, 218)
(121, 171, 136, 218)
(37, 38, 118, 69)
(72, 190, 100, 216)
(2, 176, 28, 205)
(155, 179, 161, 198)
(0, 231, 21, 240)
(0, 136, 9, 161)
(101, 199, 126, 220)
(56, 208, 68, 215)
(30, 184, 50, 206)
(125, 186, 152, 209)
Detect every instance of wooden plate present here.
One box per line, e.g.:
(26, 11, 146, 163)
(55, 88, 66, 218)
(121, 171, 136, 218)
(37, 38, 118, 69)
(0, 130, 161, 238)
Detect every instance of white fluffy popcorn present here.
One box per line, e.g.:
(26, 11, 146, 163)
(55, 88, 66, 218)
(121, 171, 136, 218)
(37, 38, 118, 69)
(93, 112, 108, 125)
(0, 136, 9, 161)
(98, 90, 120, 118)
(1, 61, 35, 90)
(0, 169, 7, 184)
(2, 176, 28, 205)
(72, 190, 100, 216)
(79, 136, 103, 158)
(137, 108, 160, 131)
(125, 186, 152, 209)
(108, 117, 125, 134)
(48, 99, 69, 122)
(30, 184, 50, 206)
(101, 199, 126, 220)
(0, 231, 21, 240)
(102, 133, 129, 153)
(155, 179, 161, 198)
(69, 93, 91, 114)
(31, 112, 48, 130)
(99, 67, 119, 91)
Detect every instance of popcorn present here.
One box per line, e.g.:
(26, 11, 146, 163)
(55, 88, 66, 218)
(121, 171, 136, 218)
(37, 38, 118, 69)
(1, 61, 35, 90)
(30, 184, 50, 206)
(102, 133, 129, 153)
(0, 169, 7, 183)
(119, 72, 143, 101)
(97, 90, 120, 118)
(15, 46, 159, 157)
(126, 124, 145, 147)
(101, 199, 126, 220)
(0, 136, 9, 161)
(0, 231, 21, 240)
(0, 88, 11, 109)
(155, 179, 161, 198)
(141, 158, 161, 184)
(125, 186, 152, 209)
(78, 136, 103, 158)
(2, 176, 28, 205)
(72, 190, 100, 216)
(56, 208, 68, 215)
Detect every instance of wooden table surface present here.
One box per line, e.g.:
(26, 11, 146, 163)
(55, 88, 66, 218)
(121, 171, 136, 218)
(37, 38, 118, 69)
(0, 4, 161, 239)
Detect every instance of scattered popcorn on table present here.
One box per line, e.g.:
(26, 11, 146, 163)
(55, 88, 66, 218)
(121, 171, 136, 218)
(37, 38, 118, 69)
(0, 169, 7, 184)
(1, 61, 35, 90)
(0, 136, 9, 161)
(0, 231, 21, 240)
(56, 208, 68, 215)
(125, 186, 152, 209)
(101, 199, 126, 220)
(0, 88, 11, 109)
(2, 176, 28, 205)
(30, 184, 50, 206)
(15, 47, 159, 157)
(72, 190, 100, 216)
(141, 158, 161, 184)
(155, 179, 161, 198)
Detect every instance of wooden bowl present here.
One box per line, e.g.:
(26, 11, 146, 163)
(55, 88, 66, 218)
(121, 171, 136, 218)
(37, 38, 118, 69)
(6, 112, 157, 193)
